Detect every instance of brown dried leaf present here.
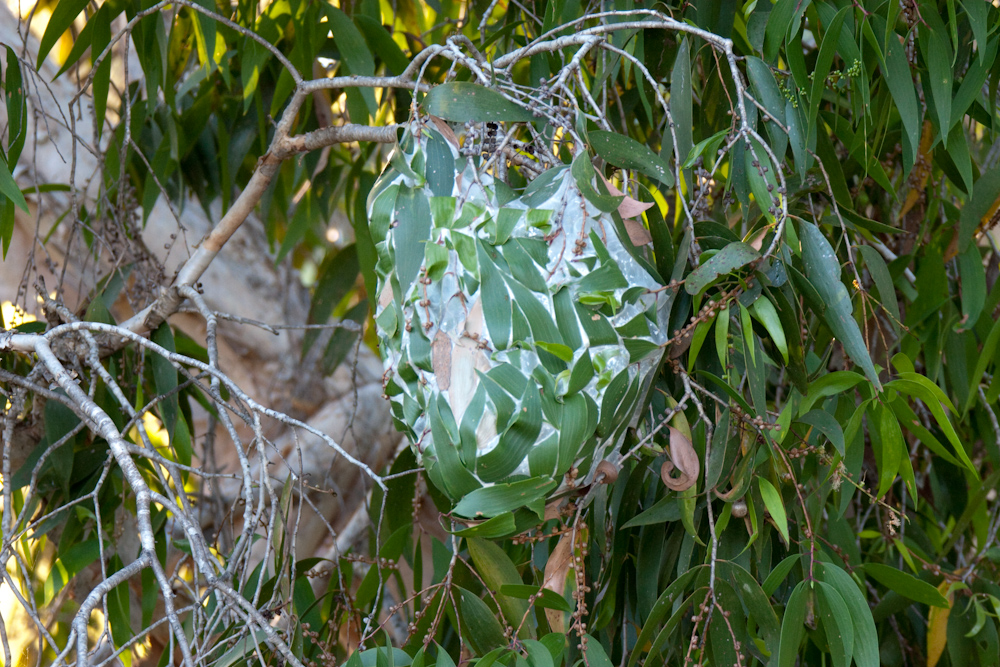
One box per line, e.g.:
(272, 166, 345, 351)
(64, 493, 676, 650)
(596, 170, 655, 222)
(617, 198, 654, 220)
(428, 114, 461, 148)
(661, 426, 700, 492)
(596, 170, 625, 197)
(623, 218, 653, 246)
(542, 533, 573, 632)
(465, 298, 485, 337)
(378, 282, 394, 308)
(668, 327, 693, 359)
(543, 499, 564, 521)
(432, 331, 452, 391)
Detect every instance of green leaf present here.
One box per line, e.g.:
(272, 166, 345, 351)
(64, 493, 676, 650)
(37, 0, 91, 66)
(5, 47, 26, 167)
(621, 495, 680, 529)
(395, 185, 433, 293)
(864, 564, 949, 608)
(923, 25, 953, 138)
(960, 166, 1000, 252)
(758, 478, 789, 545)
(705, 409, 731, 491)
(857, 245, 901, 333)
(799, 221, 882, 391)
(887, 373, 977, 474)
(799, 371, 867, 414)
(503, 279, 563, 347)
(778, 581, 809, 667)
(478, 241, 513, 350)
(718, 560, 781, 649)
(763, 0, 799, 62)
(277, 190, 318, 265)
(808, 7, 848, 136)
(714, 302, 730, 367)
(961, 0, 989, 64)
(320, 5, 378, 118)
(305, 245, 361, 355)
(240, 37, 270, 113)
(452, 477, 557, 519)
(467, 538, 533, 637)
(423, 82, 534, 123)
(686, 317, 713, 369)
(746, 63, 787, 162)
(762, 555, 799, 597)
(151, 323, 179, 444)
(889, 398, 961, 468)
(91, 5, 112, 141)
(572, 153, 623, 212)
(583, 635, 612, 667)
(745, 137, 781, 222)
(457, 587, 508, 656)
(671, 40, 692, 176)
(815, 562, 879, 667)
(626, 566, 705, 667)
(797, 409, 845, 457)
(751, 296, 788, 364)
(684, 242, 760, 295)
(873, 17, 921, 170)
(476, 381, 542, 482)
(321, 301, 368, 374)
(0, 153, 27, 217)
(566, 349, 595, 396)
(682, 129, 730, 170)
(425, 132, 457, 198)
(522, 639, 554, 667)
(965, 316, 1000, 415)
(786, 98, 808, 178)
(107, 557, 134, 658)
(450, 513, 517, 538)
(957, 243, 986, 329)
(356, 16, 410, 75)
(816, 581, 855, 667)
(556, 392, 592, 476)
(951, 36, 998, 133)
(588, 130, 673, 185)
(498, 585, 572, 612)
(869, 402, 903, 498)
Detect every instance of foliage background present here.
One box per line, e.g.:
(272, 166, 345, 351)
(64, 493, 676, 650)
(1, 1, 1000, 666)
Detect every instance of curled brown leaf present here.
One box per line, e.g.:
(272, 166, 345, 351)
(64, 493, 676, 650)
(661, 426, 700, 492)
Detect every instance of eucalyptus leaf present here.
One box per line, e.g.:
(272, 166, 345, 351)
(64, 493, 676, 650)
(589, 131, 673, 185)
(685, 242, 760, 295)
(799, 222, 882, 391)
(424, 82, 535, 123)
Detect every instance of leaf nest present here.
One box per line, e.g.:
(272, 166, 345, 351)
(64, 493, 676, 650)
(367, 118, 670, 520)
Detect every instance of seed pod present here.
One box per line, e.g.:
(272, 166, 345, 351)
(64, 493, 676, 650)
(595, 461, 619, 485)
(731, 499, 748, 518)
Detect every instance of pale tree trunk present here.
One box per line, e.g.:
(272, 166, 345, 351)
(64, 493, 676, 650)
(0, 4, 401, 662)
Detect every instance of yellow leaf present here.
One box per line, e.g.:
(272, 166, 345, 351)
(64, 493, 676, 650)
(927, 581, 954, 667)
